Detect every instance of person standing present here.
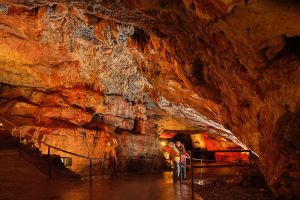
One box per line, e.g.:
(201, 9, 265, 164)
(105, 137, 118, 178)
(175, 141, 189, 179)
(167, 142, 181, 179)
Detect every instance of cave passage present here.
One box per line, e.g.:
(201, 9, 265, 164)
(159, 131, 251, 179)
(0, 0, 299, 199)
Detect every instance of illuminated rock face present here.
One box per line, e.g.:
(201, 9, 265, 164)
(0, 1, 299, 198)
(191, 134, 249, 162)
(0, 7, 160, 173)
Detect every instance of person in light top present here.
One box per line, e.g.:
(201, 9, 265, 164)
(168, 142, 180, 178)
(175, 140, 190, 179)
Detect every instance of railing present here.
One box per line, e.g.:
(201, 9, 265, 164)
(0, 115, 159, 183)
(182, 149, 253, 200)
(18, 132, 160, 181)
(18, 131, 105, 185)
(17, 128, 159, 182)
(0, 116, 106, 184)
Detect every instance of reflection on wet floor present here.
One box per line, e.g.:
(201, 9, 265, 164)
(0, 138, 193, 200)
(191, 161, 245, 179)
(60, 172, 192, 200)
(1, 137, 252, 200)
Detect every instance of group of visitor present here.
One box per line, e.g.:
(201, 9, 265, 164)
(103, 126, 190, 180)
(168, 141, 190, 179)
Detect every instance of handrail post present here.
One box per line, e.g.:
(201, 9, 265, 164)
(89, 158, 92, 186)
(122, 156, 126, 175)
(179, 151, 182, 183)
(191, 150, 194, 200)
(200, 159, 202, 179)
(48, 146, 51, 179)
(19, 132, 21, 155)
(101, 159, 104, 182)
(248, 150, 252, 180)
(169, 154, 172, 172)
(19, 131, 21, 143)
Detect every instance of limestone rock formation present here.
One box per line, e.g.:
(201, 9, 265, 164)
(0, 0, 299, 198)
(191, 133, 249, 162)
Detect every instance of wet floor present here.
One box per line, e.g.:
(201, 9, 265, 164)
(191, 161, 246, 179)
(0, 137, 193, 200)
(60, 173, 192, 200)
(0, 137, 252, 200)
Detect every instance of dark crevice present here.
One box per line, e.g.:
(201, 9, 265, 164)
(262, 36, 300, 71)
(282, 36, 300, 55)
(70, 104, 83, 110)
(274, 110, 300, 151)
(239, 99, 251, 108)
(115, 127, 128, 134)
(191, 59, 206, 85)
(189, 59, 222, 103)
(0, 97, 40, 107)
(189, 2, 196, 11)
(270, 36, 300, 63)
(85, 13, 102, 25)
(224, 123, 232, 131)
(131, 119, 139, 134)
(86, 107, 95, 114)
(238, 64, 248, 73)
(131, 28, 150, 52)
(12, 114, 35, 119)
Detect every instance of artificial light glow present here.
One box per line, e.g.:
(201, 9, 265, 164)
(160, 141, 167, 146)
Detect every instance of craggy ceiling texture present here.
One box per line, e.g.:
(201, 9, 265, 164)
(0, 0, 299, 198)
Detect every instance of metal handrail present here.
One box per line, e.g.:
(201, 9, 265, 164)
(2, 117, 160, 182)
(19, 130, 105, 184)
(0, 117, 105, 184)
(189, 149, 253, 200)
(40, 141, 104, 160)
(19, 130, 103, 159)
(19, 129, 160, 180)
(191, 149, 251, 153)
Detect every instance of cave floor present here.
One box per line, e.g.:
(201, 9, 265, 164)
(0, 136, 273, 200)
(0, 137, 193, 200)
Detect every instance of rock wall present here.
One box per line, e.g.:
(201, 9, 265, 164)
(10, 126, 160, 173)
(0, 5, 162, 173)
(191, 133, 249, 162)
(0, 0, 299, 198)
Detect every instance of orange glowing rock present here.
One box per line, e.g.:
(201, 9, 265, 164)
(193, 133, 249, 162)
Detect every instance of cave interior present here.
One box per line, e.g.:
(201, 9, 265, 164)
(0, 0, 299, 199)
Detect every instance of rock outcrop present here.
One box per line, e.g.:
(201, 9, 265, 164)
(191, 133, 249, 162)
(0, 0, 299, 198)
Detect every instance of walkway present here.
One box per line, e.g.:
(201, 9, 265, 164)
(0, 137, 193, 200)
(62, 173, 192, 200)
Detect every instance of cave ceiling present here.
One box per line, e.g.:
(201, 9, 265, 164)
(0, 1, 300, 197)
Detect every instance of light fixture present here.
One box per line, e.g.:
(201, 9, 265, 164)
(160, 141, 167, 146)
